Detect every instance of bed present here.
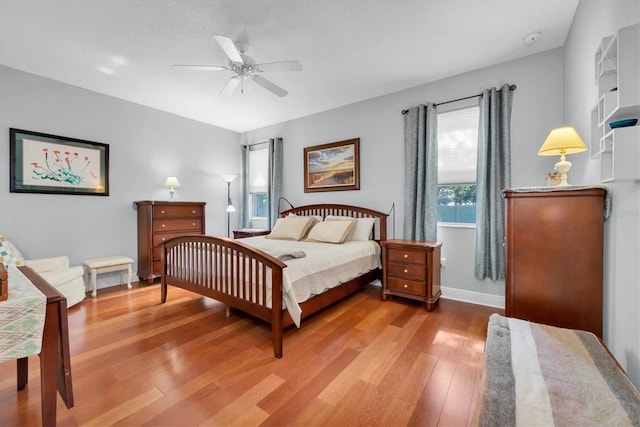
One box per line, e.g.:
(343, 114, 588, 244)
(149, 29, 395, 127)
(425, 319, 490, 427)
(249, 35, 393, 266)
(160, 204, 388, 358)
(477, 314, 640, 426)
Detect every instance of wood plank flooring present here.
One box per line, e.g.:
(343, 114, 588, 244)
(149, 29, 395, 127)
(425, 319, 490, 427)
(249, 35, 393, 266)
(0, 282, 501, 426)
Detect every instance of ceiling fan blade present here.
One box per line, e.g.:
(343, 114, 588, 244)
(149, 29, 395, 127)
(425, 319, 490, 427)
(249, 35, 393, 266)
(213, 34, 243, 63)
(252, 75, 288, 97)
(254, 60, 303, 73)
(220, 76, 241, 96)
(172, 65, 229, 71)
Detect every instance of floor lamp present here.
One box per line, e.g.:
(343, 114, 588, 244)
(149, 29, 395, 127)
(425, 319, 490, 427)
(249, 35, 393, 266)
(223, 175, 237, 237)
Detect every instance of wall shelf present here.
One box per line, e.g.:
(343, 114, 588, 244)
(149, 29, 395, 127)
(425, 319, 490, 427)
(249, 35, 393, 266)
(590, 24, 640, 182)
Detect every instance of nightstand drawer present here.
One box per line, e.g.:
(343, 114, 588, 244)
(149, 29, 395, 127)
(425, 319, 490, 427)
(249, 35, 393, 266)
(387, 248, 426, 265)
(387, 277, 426, 296)
(387, 262, 427, 281)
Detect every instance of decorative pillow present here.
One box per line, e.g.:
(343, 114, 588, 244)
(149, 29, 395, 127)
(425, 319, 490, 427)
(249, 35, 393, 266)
(306, 220, 356, 244)
(0, 235, 23, 267)
(287, 213, 323, 223)
(266, 217, 316, 241)
(325, 216, 376, 241)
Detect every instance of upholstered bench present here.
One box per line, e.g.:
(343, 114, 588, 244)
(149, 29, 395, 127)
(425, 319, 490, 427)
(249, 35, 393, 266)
(83, 256, 133, 298)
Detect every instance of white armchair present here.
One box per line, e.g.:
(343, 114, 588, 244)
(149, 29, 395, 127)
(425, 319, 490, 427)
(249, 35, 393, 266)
(0, 237, 85, 307)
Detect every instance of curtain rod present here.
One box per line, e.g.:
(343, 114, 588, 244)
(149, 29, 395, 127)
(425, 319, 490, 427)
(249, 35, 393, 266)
(401, 84, 517, 114)
(243, 137, 283, 148)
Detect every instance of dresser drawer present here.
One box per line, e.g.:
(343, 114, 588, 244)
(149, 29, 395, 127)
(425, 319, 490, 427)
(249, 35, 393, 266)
(387, 248, 426, 265)
(153, 218, 202, 232)
(387, 277, 426, 296)
(387, 262, 427, 281)
(153, 205, 203, 218)
(152, 231, 198, 247)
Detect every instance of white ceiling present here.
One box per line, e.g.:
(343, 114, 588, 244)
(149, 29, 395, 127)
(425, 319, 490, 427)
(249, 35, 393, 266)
(0, 0, 579, 133)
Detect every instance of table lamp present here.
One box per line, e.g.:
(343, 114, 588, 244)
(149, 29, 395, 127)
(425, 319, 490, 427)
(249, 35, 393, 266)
(537, 126, 587, 186)
(164, 176, 181, 200)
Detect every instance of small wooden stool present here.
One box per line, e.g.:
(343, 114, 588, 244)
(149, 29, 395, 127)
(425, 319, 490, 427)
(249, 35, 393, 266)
(83, 256, 133, 298)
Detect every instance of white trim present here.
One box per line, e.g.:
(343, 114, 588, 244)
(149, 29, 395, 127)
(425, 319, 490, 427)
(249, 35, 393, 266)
(440, 286, 505, 309)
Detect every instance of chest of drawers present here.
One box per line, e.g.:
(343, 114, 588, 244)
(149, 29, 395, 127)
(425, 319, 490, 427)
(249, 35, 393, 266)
(381, 239, 442, 311)
(134, 201, 206, 283)
(503, 188, 605, 337)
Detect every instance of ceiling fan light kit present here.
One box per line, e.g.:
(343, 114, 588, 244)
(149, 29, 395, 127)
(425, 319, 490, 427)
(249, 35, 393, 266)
(173, 34, 302, 97)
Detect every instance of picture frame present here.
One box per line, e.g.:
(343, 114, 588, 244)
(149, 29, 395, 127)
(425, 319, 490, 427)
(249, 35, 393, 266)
(304, 138, 360, 193)
(10, 128, 109, 196)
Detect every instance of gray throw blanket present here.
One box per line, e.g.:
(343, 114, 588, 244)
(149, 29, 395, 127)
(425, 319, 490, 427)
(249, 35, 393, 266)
(273, 250, 306, 261)
(479, 314, 640, 426)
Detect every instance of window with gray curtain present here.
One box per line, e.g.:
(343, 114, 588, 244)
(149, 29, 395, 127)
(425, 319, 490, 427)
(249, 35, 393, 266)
(403, 84, 514, 281)
(240, 137, 283, 230)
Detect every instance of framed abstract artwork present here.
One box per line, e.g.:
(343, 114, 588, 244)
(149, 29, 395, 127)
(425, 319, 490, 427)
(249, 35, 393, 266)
(304, 138, 360, 192)
(10, 128, 109, 196)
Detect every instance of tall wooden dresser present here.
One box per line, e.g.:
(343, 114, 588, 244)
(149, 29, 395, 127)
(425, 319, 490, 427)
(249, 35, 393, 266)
(134, 201, 206, 284)
(503, 187, 607, 337)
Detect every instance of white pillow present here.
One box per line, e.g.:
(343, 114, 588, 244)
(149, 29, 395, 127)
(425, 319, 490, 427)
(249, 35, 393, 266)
(325, 216, 376, 241)
(305, 220, 356, 244)
(266, 217, 316, 241)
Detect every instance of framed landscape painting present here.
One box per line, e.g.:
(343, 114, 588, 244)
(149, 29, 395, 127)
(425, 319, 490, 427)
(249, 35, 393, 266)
(304, 138, 360, 193)
(10, 128, 109, 196)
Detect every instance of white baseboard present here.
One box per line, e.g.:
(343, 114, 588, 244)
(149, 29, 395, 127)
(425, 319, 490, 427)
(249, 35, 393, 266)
(441, 286, 505, 309)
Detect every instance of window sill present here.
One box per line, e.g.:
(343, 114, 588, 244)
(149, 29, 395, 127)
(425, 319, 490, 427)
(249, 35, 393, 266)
(437, 222, 476, 229)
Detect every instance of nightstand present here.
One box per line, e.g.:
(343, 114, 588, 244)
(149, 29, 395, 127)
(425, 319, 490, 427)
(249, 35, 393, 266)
(233, 229, 270, 239)
(381, 239, 442, 311)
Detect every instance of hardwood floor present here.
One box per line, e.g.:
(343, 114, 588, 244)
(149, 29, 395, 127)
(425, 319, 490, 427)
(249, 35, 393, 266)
(0, 282, 501, 426)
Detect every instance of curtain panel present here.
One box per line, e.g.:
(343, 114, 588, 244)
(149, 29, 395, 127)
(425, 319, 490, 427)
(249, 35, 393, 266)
(403, 103, 438, 241)
(267, 137, 283, 229)
(475, 84, 514, 281)
(240, 145, 250, 229)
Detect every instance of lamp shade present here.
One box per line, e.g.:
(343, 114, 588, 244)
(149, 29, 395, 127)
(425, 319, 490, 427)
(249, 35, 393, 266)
(538, 126, 587, 156)
(164, 176, 181, 188)
(223, 174, 237, 183)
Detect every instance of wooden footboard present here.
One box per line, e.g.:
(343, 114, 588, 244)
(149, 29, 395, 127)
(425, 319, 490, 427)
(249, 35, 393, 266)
(161, 235, 288, 357)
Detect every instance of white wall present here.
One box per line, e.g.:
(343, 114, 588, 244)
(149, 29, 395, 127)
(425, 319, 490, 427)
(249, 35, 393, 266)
(242, 48, 565, 306)
(564, 0, 640, 387)
(0, 65, 241, 290)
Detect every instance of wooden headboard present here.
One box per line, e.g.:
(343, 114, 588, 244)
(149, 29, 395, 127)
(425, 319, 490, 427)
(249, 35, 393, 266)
(280, 204, 388, 241)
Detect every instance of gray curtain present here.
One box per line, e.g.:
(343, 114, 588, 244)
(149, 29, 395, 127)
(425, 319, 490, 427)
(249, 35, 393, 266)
(267, 137, 283, 229)
(475, 84, 514, 280)
(240, 144, 250, 228)
(403, 103, 438, 241)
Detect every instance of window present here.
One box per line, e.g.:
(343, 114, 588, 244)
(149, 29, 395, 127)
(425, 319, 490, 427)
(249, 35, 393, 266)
(437, 105, 479, 224)
(248, 145, 268, 221)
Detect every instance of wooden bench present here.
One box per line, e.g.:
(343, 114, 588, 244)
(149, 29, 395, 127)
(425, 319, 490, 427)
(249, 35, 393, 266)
(83, 256, 133, 297)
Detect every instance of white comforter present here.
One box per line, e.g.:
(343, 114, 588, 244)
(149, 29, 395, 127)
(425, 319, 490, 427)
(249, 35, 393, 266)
(241, 237, 381, 327)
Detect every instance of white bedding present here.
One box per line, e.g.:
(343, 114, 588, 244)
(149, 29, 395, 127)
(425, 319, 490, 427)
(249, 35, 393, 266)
(241, 236, 381, 326)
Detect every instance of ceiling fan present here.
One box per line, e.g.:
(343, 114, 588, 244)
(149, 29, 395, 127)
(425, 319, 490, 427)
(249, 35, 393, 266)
(173, 34, 302, 97)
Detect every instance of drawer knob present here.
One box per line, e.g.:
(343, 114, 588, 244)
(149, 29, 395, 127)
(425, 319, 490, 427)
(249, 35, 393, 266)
(192, 222, 196, 226)
(162, 224, 166, 227)
(192, 210, 196, 214)
(162, 237, 165, 241)
(161, 210, 165, 214)
(403, 284, 408, 288)
(403, 254, 408, 258)
(404, 269, 408, 273)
